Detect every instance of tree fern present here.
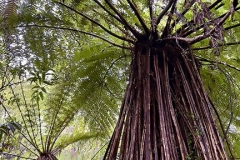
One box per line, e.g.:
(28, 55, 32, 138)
(1, 0, 240, 159)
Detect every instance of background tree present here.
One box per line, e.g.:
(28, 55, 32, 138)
(1, 0, 240, 159)
(1, 0, 121, 159)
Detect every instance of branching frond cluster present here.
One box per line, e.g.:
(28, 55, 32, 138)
(1, 0, 240, 159)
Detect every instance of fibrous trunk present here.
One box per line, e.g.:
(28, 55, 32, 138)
(36, 153, 58, 160)
(104, 39, 228, 159)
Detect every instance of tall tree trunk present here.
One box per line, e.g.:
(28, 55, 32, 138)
(104, 39, 228, 159)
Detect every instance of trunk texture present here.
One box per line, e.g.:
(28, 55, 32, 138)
(104, 39, 228, 159)
(36, 153, 58, 160)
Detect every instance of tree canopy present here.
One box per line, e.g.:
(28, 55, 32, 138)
(0, 0, 240, 159)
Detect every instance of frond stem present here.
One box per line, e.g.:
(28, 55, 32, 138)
(182, 9, 232, 44)
(170, 0, 196, 30)
(20, 83, 38, 148)
(148, 0, 155, 31)
(18, 24, 132, 49)
(5, 77, 40, 153)
(93, 0, 122, 23)
(161, 0, 177, 38)
(1, 102, 41, 156)
(192, 41, 240, 51)
(104, 0, 142, 39)
(217, 67, 234, 137)
(174, 2, 237, 37)
(45, 95, 65, 152)
(56, 2, 135, 43)
(225, 22, 240, 31)
(197, 55, 240, 72)
(156, 0, 174, 26)
(127, 0, 150, 34)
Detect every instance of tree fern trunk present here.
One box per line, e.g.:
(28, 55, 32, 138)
(104, 39, 228, 159)
(36, 153, 58, 160)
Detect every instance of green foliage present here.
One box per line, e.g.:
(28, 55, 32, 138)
(1, 0, 129, 156)
(0, 0, 240, 158)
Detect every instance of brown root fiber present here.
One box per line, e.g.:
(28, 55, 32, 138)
(36, 153, 57, 160)
(104, 39, 228, 160)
